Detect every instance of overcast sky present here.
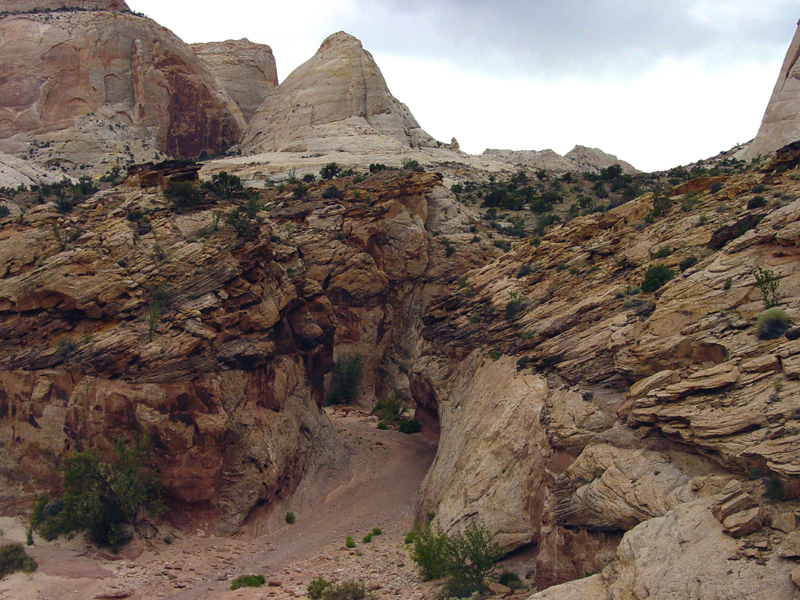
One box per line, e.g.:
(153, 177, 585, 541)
(127, 0, 798, 172)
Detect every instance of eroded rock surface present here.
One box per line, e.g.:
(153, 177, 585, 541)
(241, 32, 436, 154)
(192, 39, 278, 122)
(0, 7, 244, 174)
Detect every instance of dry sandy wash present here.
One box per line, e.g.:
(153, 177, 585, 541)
(0, 409, 443, 600)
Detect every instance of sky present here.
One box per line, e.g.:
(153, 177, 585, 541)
(126, 0, 799, 172)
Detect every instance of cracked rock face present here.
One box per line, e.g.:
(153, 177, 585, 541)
(0, 8, 244, 172)
(241, 31, 437, 154)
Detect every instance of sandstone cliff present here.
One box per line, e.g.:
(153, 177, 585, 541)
(241, 32, 437, 155)
(0, 7, 245, 174)
(742, 19, 800, 161)
(412, 151, 800, 592)
(191, 39, 278, 123)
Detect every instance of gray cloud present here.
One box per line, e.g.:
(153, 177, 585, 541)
(340, 0, 798, 79)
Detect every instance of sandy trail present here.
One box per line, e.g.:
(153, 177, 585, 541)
(0, 408, 438, 600)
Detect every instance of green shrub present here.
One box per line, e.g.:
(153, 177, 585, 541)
(362, 533, 373, 543)
(747, 196, 767, 210)
(230, 575, 265, 590)
(764, 476, 785, 502)
(650, 193, 672, 218)
(710, 182, 723, 193)
(641, 264, 674, 293)
(373, 389, 405, 425)
(409, 522, 449, 581)
(285, 512, 296, 525)
(404, 531, 415, 544)
(498, 571, 522, 589)
(0, 544, 37, 578)
(303, 174, 316, 183)
(401, 158, 421, 171)
(326, 354, 363, 405)
(754, 267, 781, 308)
(165, 181, 204, 209)
(307, 577, 332, 599)
(34, 438, 163, 547)
(320, 163, 341, 180)
(372, 527, 382, 536)
(377, 421, 388, 430)
(345, 536, 356, 549)
(653, 247, 671, 259)
(322, 185, 342, 199)
(679, 255, 698, 271)
(398, 419, 422, 434)
(756, 308, 790, 340)
(292, 183, 309, 199)
(0, 206, 10, 219)
(724, 277, 733, 290)
(504, 300, 526, 320)
(321, 580, 370, 600)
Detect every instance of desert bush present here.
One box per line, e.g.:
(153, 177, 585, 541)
(285, 512, 296, 525)
(756, 308, 790, 340)
(710, 182, 723, 193)
(362, 532, 373, 543)
(401, 158, 421, 171)
(321, 580, 371, 600)
(747, 195, 767, 210)
(650, 193, 672, 218)
(754, 267, 781, 308)
(679, 255, 698, 271)
(410, 522, 449, 581)
(653, 247, 671, 259)
(303, 173, 316, 183)
(516, 264, 534, 278)
(292, 183, 309, 199)
(372, 527, 382, 536)
(398, 419, 422, 434)
(345, 536, 356, 548)
(320, 163, 341, 180)
(410, 521, 503, 596)
(641, 264, 674, 293)
(0, 544, 37, 578)
(504, 299, 526, 320)
(307, 577, 332, 599)
(165, 181, 204, 209)
(0, 206, 9, 219)
(203, 171, 248, 199)
(33, 438, 163, 547)
(322, 185, 342, 199)
(326, 354, 363, 404)
(230, 575, 265, 590)
(373, 389, 405, 425)
(498, 571, 522, 589)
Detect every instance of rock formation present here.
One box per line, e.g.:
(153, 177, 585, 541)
(241, 32, 437, 154)
(742, 19, 800, 161)
(0, 0, 129, 12)
(483, 145, 637, 174)
(191, 39, 278, 122)
(0, 5, 245, 174)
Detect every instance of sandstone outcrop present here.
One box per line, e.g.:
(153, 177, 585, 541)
(482, 145, 637, 174)
(0, 7, 245, 175)
(241, 32, 437, 155)
(742, 19, 800, 161)
(0, 170, 341, 532)
(192, 39, 278, 122)
(412, 152, 800, 591)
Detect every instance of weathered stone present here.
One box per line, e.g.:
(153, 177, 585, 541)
(791, 565, 800, 588)
(241, 32, 436, 154)
(487, 582, 513, 596)
(742, 21, 800, 161)
(777, 532, 800, 558)
(722, 507, 765, 538)
(772, 511, 796, 534)
(0, 7, 245, 173)
(191, 39, 278, 122)
(741, 355, 780, 373)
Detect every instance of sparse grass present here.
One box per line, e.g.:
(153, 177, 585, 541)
(308, 577, 332, 599)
